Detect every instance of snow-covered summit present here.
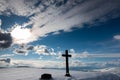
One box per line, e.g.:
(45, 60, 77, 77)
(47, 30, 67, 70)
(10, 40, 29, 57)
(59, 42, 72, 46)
(0, 67, 119, 80)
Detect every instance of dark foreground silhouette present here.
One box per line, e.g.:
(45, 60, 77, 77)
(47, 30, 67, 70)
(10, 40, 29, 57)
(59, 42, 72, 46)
(40, 73, 53, 80)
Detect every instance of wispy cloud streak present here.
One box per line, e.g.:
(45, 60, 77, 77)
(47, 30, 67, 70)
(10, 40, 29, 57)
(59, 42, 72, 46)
(0, 0, 120, 44)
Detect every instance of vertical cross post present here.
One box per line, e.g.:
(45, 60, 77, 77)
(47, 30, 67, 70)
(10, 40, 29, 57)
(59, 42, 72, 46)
(62, 50, 71, 77)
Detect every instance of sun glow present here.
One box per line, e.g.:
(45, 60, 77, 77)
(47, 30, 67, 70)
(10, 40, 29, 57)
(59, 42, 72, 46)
(11, 25, 32, 44)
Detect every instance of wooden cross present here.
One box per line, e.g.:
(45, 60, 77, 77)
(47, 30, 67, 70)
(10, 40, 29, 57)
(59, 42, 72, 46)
(62, 50, 72, 77)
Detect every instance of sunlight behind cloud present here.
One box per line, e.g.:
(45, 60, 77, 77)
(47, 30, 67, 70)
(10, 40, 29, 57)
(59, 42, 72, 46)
(11, 24, 32, 44)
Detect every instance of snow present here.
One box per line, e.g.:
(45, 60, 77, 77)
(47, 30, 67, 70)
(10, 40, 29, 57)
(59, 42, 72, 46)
(0, 68, 119, 80)
(93, 67, 120, 77)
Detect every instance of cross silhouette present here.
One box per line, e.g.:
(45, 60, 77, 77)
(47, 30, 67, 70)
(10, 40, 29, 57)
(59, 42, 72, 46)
(62, 50, 72, 77)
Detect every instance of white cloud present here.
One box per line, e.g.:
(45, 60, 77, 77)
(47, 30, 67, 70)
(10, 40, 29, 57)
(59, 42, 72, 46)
(69, 59, 120, 68)
(0, 0, 9, 14)
(11, 24, 34, 44)
(0, 0, 39, 16)
(71, 51, 120, 58)
(56, 51, 65, 59)
(114, 35, 120, 40)
(12, 44, 56, 56)
(88, 53, 120, 58)
(0, 58, 11, 67)
(70, 49, 75, 53)
(0, 62, 9, 67)
(70, 60, 87, 67)
(48, 48, 56, 55)
(33, 45, 56, 56)
(12, 44, 33, 56)
(34, 45, 49, 55)
(0, 0, 119, 44)
(24, 0, 120, 43)
(0, 54, 14, 57)
(10, 58, 120, 68)
(80, 51, 89, 58)
(0, 52, 118, 68)
(14, 49, 28, 56)
(38, 56, 43, 60)
(70, 51, 89, 58)
(0, 58, 11, 63)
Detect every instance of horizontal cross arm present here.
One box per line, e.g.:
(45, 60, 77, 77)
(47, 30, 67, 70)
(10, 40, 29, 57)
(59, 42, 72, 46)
(62, 54, 71, 57)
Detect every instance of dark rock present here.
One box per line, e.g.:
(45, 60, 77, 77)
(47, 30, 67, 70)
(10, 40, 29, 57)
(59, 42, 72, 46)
(40, 73, 52, 80)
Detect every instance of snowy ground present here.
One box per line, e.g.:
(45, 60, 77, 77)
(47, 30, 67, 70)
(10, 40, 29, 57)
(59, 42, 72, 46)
(0, 68, 119, 80)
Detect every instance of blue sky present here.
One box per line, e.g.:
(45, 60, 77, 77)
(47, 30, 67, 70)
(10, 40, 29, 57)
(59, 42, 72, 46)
(0, 0, 120, 69)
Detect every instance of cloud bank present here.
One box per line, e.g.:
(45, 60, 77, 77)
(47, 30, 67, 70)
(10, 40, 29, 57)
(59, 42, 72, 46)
(10, 58, 120, 69)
